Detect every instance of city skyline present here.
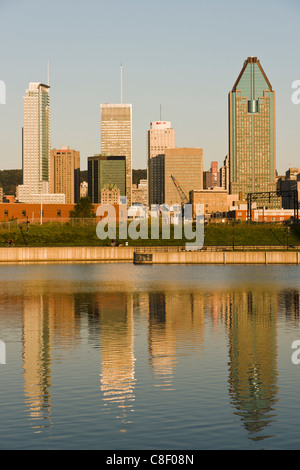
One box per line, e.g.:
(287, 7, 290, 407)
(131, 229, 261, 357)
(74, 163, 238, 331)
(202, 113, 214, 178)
(0, 0, 300, 175)
(2, 0, 300, 454)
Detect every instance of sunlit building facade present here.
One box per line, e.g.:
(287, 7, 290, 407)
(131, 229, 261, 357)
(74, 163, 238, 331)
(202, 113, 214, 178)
(147, 121, 175, 205)
(50, 147, 80, 204)
(100, 104, 132, 206)
(150, 147, 203, 206)
(229, 57, 277, 203)
(17, 82, 65, 204)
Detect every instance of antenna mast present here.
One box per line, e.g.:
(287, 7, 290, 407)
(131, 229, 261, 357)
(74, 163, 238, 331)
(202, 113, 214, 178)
(120, 62, 123, 104)
(47, 60, 50, 86)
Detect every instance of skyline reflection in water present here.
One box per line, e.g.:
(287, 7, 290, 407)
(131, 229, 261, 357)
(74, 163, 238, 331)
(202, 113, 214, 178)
(0, 264, 299, 449)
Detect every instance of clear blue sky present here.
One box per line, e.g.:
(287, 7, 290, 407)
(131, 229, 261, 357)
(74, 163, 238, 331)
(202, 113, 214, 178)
(0, 0, 300, 173)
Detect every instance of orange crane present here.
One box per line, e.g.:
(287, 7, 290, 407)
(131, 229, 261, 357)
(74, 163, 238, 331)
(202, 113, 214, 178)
(170, 175, 189, 204)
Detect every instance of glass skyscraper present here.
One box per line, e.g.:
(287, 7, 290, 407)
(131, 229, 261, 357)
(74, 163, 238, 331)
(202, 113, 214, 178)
(229, 57, 277, 202)
(88, 155, 126, 204)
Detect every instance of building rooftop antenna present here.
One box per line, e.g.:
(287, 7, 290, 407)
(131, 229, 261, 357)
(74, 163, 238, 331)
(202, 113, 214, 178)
(120, 62, 123, 104)
(47, 60, 50, 87)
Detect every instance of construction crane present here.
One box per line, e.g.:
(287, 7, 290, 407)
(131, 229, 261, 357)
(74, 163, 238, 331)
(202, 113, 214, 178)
(170, 175, 189, 204)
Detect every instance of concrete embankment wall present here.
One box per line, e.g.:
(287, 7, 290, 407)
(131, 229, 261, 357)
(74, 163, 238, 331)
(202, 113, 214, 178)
(0, 247, 299, 264)
(134, 250, 300, 265)
(0, 246, 135, 263)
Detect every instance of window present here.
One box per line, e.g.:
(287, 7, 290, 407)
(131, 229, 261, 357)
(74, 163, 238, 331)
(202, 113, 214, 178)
(57, 210, 61, 217)
(4, 210, 8, 217)
(22, 210, 26, 217)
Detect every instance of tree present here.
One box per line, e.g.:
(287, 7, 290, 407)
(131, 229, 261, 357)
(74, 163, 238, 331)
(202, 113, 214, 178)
(0, 169, 23, 195)
(69, 197, 96, 218)
(132, 169, 147, 185)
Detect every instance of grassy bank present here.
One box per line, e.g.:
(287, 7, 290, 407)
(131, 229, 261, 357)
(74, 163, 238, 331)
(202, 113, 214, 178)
(0, 221, 299, 248)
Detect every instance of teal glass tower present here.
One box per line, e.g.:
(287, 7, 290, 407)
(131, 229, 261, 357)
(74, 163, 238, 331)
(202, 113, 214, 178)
(229, 57, 276, 202)
(88, 155, 126, 204)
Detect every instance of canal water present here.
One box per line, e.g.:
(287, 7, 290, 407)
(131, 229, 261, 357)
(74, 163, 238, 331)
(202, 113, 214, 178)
(0, 263, 299, 450)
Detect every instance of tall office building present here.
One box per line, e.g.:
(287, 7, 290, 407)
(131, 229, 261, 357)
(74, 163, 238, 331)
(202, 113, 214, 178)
(17, 82, 65, 203)
(150, 147, 203, 206)
(100, 104, 132, 206)
(50, 147, 80, 204)
(229, 57, 277, 201)
(147, 121, 175, 205)
(88, 155, 126, 204)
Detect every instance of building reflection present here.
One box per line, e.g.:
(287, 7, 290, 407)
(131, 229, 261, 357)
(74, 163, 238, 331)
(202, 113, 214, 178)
(18, 280, 300, 443)
(97, 293, 136, 427)
(22, 289, 80, 432)
(22, 294, 53, 431)
(226, 290, 279, 441)
(281, 290, 300, 327)
(148, 292, 205, 389)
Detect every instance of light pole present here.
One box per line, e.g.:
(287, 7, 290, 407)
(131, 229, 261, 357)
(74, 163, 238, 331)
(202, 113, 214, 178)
(40, 194, 43, 225)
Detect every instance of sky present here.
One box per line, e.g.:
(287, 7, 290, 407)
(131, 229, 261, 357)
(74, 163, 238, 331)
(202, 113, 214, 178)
(0, 0, 300, 173)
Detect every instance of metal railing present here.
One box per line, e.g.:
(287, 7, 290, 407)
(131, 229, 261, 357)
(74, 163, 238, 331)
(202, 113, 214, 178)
(134, 245, 187, 253)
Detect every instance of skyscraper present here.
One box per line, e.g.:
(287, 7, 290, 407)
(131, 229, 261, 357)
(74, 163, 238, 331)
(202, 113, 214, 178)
(88, 155, 126, 204)
(100, 104, 132, 206)
(50, 147, 80, 204)
(17, 82, 65, 203)
(147, 121, 175, 206)
(229, 57, 276, 201)
(150, 147, 203, 206)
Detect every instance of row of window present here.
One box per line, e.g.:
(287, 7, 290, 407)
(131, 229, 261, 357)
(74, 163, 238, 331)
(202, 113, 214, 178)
(3, 210, 62, 217)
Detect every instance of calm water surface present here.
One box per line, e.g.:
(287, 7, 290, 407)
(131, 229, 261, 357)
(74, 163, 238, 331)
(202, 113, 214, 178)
(0, 263, 300, 450)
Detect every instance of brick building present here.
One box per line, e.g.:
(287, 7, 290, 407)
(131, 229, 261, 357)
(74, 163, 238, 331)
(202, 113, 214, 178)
(0, 203, 121, 222)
